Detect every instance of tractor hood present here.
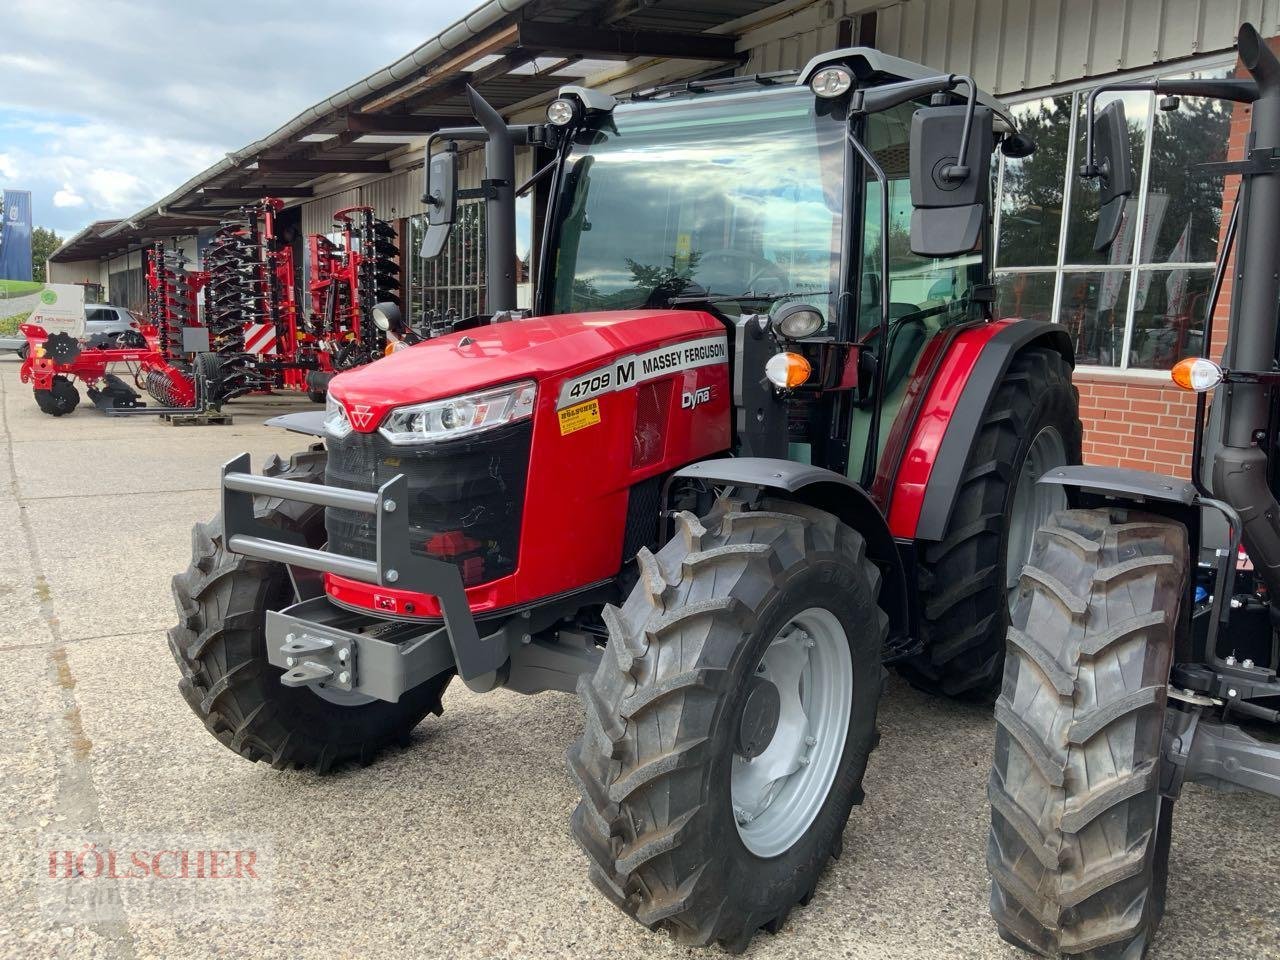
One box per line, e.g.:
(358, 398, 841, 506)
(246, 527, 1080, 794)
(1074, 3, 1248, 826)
(329, 309, 726, 430)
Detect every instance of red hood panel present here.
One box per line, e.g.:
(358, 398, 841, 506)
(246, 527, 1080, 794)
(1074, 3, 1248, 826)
(328, 310, 724, 429)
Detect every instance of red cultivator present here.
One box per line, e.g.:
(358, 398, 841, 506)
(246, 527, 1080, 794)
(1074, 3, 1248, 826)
(303, 205, 400, 396)
(20, 197, 399, 418)
(204, 198, 316, 401)
(19, 244, 211, 416)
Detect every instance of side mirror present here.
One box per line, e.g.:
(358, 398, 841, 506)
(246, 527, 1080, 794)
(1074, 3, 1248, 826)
(420, 145, 458, 260)
(371, 301, 404, 333)
(908, 105, 993, 258)
(1089, 100, 1134, 253)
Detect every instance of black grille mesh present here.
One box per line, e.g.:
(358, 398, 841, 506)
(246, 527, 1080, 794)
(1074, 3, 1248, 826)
(324, 422, 532, 587)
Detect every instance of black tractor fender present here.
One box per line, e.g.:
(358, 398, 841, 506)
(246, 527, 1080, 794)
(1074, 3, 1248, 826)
(1039, 464, 1204, 550)
(914, 319, 1075, 542)
(669, 457, 909, 643)
(265, 410, 329, 437)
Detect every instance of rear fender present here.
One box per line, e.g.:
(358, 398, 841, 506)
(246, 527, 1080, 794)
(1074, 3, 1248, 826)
(899, 319, 1074, 542)
(670, 458, 909, 643)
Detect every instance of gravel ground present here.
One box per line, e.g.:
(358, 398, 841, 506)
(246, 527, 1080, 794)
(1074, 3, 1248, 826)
(0, 354, 1275, 960)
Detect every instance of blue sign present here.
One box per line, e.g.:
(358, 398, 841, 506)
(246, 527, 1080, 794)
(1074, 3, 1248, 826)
(0, 190, 34, 282)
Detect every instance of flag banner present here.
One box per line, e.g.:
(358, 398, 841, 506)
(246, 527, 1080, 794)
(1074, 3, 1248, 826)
(0, 190, 34, 282)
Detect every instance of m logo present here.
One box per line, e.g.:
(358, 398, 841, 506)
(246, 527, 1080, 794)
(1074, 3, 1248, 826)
(681, 386, 712, 410)
(348, 404, 374, 429)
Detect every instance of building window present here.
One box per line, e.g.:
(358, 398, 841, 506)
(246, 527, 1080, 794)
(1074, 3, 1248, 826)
(992, 59, 1234, 371)
(405, 193, 534, 322)
(406, 200, 487, 322)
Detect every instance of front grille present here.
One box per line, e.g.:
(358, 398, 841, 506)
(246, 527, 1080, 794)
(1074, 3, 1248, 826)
(324, 421, 532, 587)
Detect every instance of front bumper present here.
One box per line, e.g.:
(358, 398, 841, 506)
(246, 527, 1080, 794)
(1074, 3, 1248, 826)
(222, 453, 510, 696)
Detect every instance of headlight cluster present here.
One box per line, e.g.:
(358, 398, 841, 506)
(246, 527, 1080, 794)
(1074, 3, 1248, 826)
(378, 380, 536, 445)
(323, 393, 352, 438)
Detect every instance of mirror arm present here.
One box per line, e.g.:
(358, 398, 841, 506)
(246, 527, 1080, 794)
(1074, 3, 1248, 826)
(852, 72, 979, 184)
(847, 125, 891, 487)
(942, 74, 979, 183)
(421, 133, 456, 206)
(1081, 79, 1258, 180)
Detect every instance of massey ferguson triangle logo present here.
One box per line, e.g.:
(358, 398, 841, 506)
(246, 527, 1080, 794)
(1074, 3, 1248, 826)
(347, 404, 374, 429)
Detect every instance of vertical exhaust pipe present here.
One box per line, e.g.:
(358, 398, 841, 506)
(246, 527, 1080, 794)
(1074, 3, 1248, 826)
(466, 85, 518, 313)
(1212, 23, 1280, 596)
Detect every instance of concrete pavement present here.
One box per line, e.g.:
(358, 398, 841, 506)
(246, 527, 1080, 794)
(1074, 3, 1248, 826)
(0, 354, 1275, 960)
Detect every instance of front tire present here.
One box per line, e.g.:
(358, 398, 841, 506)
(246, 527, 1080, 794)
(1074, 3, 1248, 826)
(901, 346, 1081, 700)
(987, 508, 1186, 958)
(168, 448, 453, 771)
(569, 500, 888, 951)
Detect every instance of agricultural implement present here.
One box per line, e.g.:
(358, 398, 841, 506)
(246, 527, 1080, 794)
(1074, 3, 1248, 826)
(304, 205, 401, 398)
(171, 51, 1077, 950)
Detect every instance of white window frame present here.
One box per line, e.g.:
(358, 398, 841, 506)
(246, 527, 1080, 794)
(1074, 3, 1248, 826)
(992, 52, 1237, 375)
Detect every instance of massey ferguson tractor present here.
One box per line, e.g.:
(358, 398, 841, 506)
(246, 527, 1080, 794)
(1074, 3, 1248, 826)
(987, 22, 1280, 960)
(170, 50, 1079, 949)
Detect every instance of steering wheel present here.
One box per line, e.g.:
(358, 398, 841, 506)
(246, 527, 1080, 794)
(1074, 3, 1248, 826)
(695, 249, 789, 294)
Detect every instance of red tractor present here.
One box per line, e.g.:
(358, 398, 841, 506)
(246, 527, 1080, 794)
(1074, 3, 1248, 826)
(170, 51, 1077, 949)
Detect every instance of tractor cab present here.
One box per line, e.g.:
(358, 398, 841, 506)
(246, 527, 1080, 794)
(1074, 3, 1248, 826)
(417, 51, 1034, 496)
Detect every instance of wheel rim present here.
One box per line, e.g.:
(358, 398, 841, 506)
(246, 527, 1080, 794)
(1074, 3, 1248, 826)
(1006, 425, 1069, 608)
(731, 607, 852, 858)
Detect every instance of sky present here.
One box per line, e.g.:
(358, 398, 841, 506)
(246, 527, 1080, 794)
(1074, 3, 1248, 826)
(0, 1, 464, 240)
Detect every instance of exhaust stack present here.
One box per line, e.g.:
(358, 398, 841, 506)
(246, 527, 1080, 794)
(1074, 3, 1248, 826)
(466, 85, 518, 314)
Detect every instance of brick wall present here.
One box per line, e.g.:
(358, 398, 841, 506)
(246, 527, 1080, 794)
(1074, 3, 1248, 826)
(1075, 41, 1264, 475)
(1076, 372, 1199, 474)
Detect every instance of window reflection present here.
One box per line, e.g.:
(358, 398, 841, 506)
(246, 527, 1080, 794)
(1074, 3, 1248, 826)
(1063, 90, 1148, 266)
(1129, 268, 1214, 367)
(995, 271, 1055, 323)
(992, 57, 1235, 369)
(1058, 270, 1130, 367)
(1146, 67, 1232, 264)
(997, 95, 1072, 268)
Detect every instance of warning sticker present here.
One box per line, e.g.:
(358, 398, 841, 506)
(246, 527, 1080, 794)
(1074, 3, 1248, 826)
(558, 399, 601, 435)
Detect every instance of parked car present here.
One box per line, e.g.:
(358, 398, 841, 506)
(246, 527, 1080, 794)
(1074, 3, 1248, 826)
(0, 304, 143, 359)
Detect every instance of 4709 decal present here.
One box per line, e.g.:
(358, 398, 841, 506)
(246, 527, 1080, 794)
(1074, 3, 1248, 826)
(556, 335, 728, 409)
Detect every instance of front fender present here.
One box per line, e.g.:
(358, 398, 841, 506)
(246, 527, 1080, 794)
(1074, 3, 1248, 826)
(670, 458, 909, 643)
(265, 410, 329, 437)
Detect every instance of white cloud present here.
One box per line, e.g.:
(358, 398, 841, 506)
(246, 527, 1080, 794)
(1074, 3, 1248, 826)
(0, 0, 459, 236)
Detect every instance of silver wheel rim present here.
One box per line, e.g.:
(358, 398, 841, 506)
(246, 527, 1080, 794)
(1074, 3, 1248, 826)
(731, 607, 852, 858)
(1006, 425, 1069, 608)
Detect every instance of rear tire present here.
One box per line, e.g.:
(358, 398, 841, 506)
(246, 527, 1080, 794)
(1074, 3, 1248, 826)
(168, 448, 452, 771)
(900, 346, 1081, 700)
(34, 375, 80, 416)
(987, 508, 1186, 958)
(569, 500, 887, 952)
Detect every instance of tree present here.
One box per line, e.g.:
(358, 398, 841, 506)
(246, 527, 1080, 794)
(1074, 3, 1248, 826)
(31, 227, 63, 283)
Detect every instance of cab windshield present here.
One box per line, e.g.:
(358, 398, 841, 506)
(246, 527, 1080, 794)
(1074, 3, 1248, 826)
(548, 87, 846, 326)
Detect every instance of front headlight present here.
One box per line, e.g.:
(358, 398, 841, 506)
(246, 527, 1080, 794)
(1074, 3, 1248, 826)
(323, 393, 352, 438)
(378, 380, 536, 445)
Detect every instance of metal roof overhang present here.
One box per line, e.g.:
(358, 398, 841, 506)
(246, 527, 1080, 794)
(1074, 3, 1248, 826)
(53, 0, 786, 263)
